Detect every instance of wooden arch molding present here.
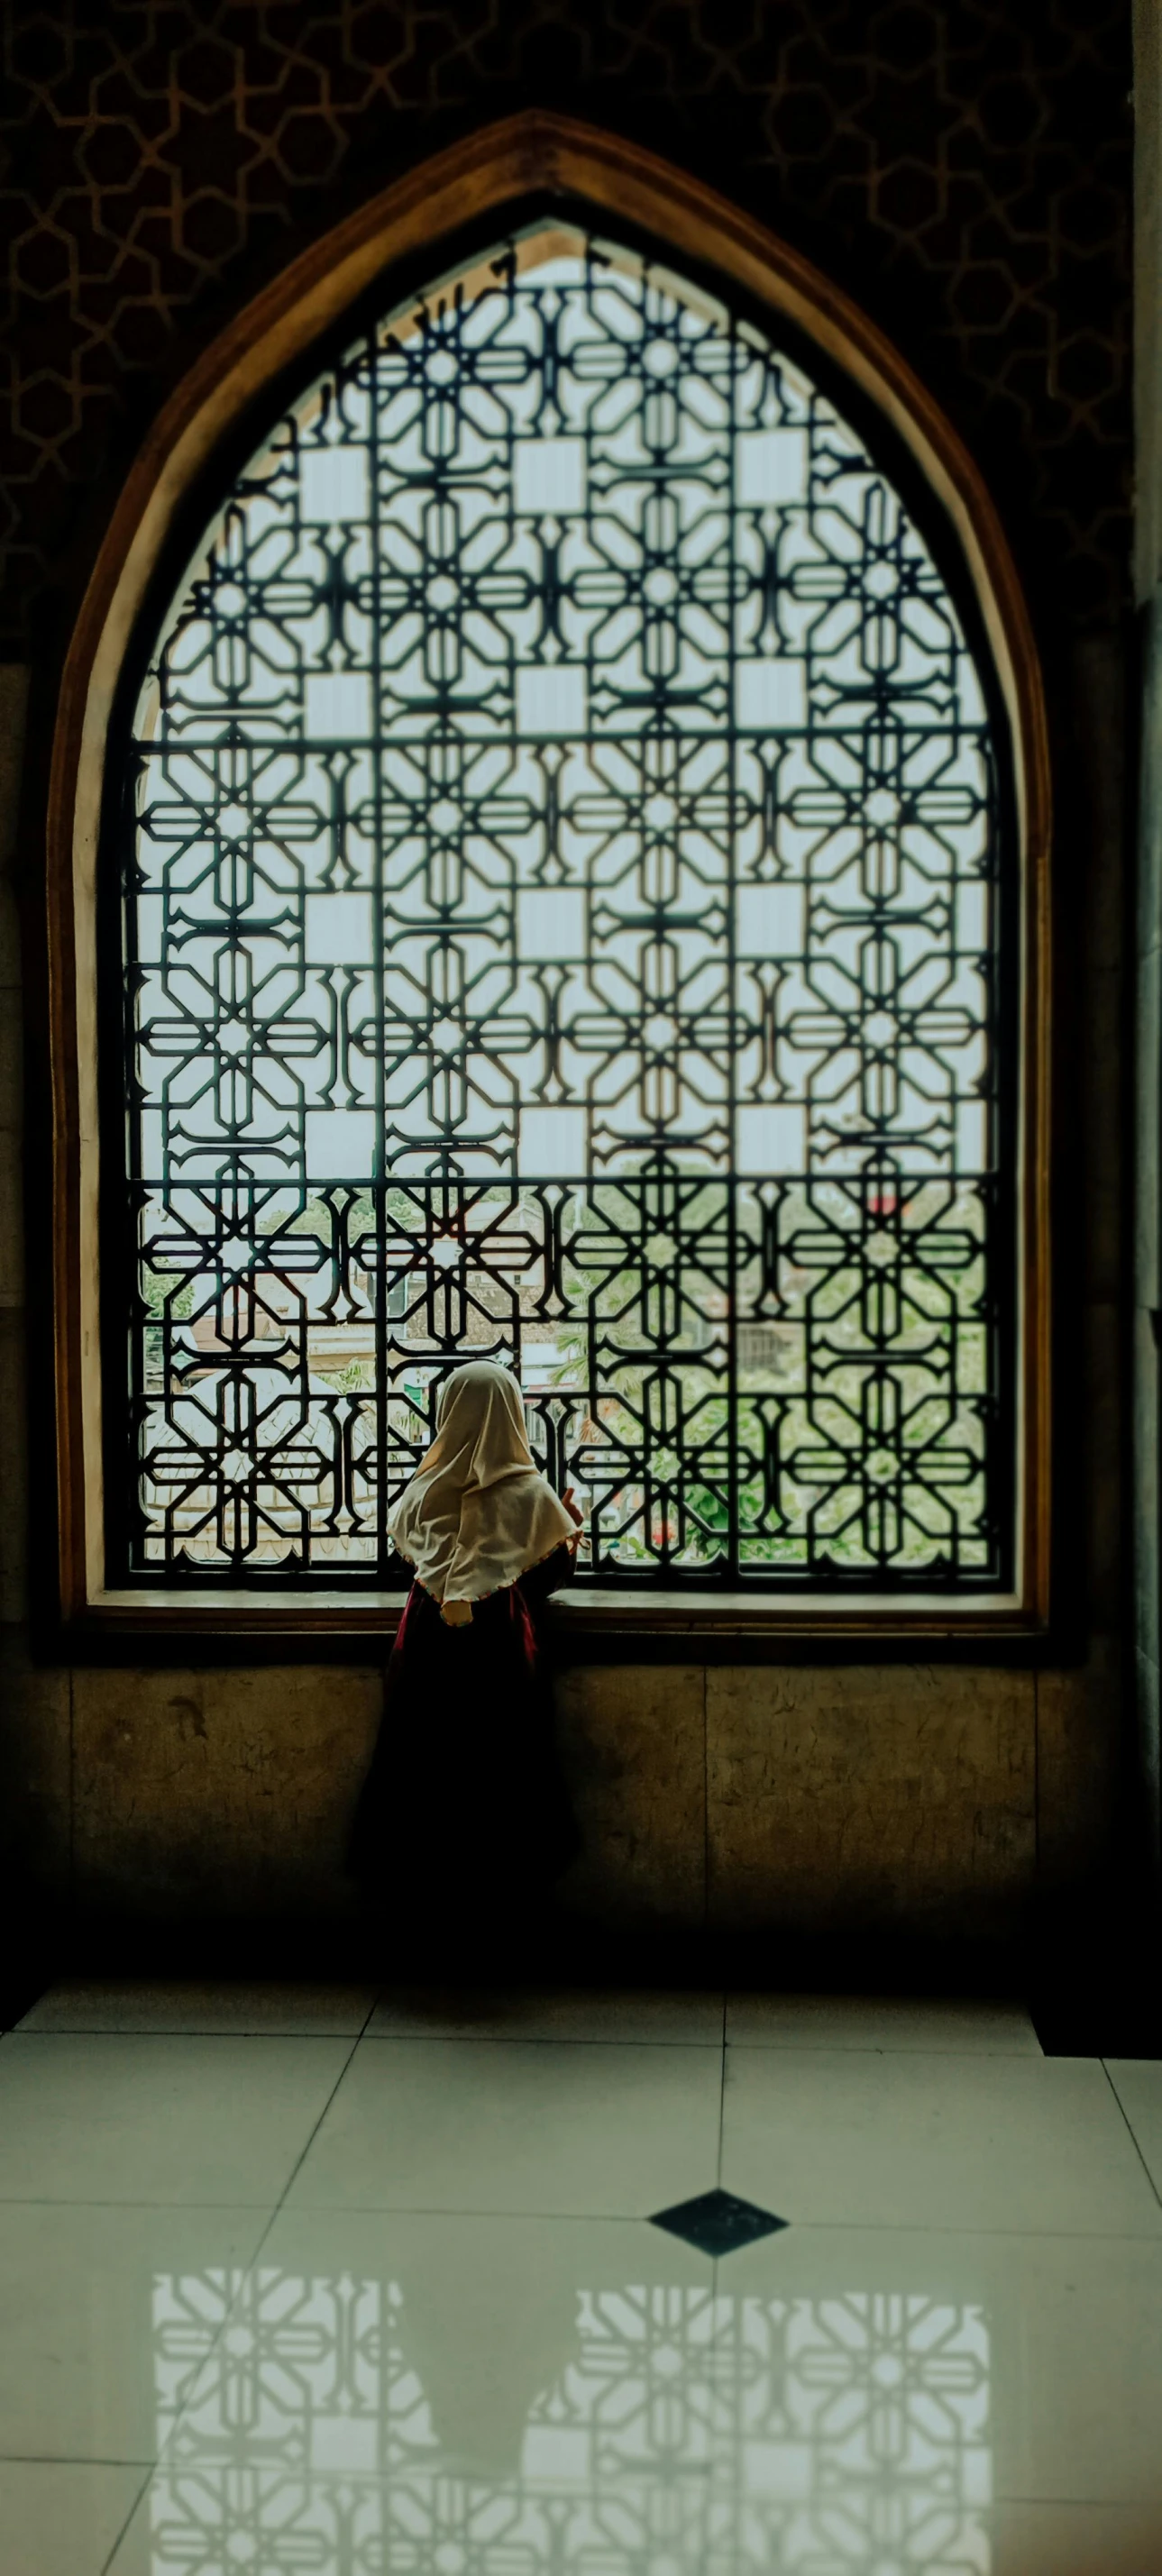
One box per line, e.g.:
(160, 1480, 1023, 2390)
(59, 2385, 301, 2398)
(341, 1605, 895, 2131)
(43, 109, 1051, 1640)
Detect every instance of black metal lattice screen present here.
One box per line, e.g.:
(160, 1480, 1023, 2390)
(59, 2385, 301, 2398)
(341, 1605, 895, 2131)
(117, 228, 1009, 1588)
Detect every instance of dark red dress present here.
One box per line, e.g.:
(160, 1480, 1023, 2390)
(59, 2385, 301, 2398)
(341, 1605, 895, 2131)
(349, 1543, 579, 1941)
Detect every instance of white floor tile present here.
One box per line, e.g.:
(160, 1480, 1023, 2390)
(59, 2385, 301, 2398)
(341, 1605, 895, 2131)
(18, 1981, 377, 2036)
(0, 2203, 270, 2464)
(717, 2221, 1162, 2505)
(0, 2034, 352, 2206)
(197, 2207, 716, 2480)
(988, 2500, 1162, 2573)
(727, 1989, 1041, 2052)
(103, 2213, 727, 2576)
(720, 2047, 1162, 2234)
(286, 2036, 724, 2216)
(0, 2460, 145, 2576)
(1104, 2058, 1162, 2200)
(367, 1985, 725, 2043)
(105, 2477, 1162, 2576)
(0, 1987, 1155, 2576)
(97, 2207, 1162, 2576)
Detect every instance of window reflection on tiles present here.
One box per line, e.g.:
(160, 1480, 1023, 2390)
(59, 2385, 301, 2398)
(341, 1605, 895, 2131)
(151, 2267, 991, 2573)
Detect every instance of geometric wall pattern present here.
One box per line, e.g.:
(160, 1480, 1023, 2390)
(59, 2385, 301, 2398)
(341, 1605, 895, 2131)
(120, 229, 1008, 1589)
(0, 2, 1130, 653)
(151, 2268, 993, 2575)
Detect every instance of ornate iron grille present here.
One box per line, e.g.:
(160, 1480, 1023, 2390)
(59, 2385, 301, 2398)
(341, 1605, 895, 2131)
(117, 226, 1010, 1588)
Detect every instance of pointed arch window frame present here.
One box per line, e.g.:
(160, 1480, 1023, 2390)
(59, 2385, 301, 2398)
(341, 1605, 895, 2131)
(40, 113, 1051, 1647)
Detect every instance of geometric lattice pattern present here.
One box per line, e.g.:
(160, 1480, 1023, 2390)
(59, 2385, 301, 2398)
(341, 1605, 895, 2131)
(0, 5, 1131, 651)
(151, 2269, 993, 2573)
(118, 229, 1008, 1589)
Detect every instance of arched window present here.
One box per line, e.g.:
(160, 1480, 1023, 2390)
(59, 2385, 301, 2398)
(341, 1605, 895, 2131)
(48, 122, 1048, 1634)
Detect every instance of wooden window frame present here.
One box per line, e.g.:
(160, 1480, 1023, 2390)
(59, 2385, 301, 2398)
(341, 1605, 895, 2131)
(40, 112, 1051, 1651)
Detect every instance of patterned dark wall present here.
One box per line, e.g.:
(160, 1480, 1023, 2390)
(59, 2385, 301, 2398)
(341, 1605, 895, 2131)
(0, 0, 1131, 653)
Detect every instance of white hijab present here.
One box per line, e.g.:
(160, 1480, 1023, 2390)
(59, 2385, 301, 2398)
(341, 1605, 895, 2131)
(389, 1361, 576, 1625)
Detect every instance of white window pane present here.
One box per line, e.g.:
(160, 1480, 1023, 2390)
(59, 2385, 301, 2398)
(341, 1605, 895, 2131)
(141, 1110, 163, 1177)
(518, 1107, 587, 1173)
(305, 892, 374, 964)
(736, 659, 807, 731)
(306, 1109, 377, 1176)
(737, 428, 809, 505)
(136, 894, 164, 962)
(737, 883, 804, 958)
(300, 446, 370, 523)
(515, 436, 585, 517)
(306, 671, 373, 738)
(956, 1098, 988, 1172)
(737, 1103, 806, 1174)
(956, 880, 989, 953)
(957, 657, 986, 723)
(517, 665, 586, 735)
(517, 886, 585, 959)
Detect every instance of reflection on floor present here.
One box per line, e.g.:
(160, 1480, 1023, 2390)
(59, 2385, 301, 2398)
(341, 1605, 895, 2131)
(152, 2263, 988, 2571)
(0, 1983, 1158, 2575)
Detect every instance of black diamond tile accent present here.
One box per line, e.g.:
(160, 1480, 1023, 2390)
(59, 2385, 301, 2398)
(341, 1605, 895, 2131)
(649, 2187, 788, 2256)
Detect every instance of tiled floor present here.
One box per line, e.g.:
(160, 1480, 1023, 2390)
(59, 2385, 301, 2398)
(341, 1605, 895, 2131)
(1, 1983, 1160, 2575)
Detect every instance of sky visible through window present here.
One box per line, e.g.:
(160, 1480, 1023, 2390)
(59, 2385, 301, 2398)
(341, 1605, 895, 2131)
(120, 226, 1006, 1588)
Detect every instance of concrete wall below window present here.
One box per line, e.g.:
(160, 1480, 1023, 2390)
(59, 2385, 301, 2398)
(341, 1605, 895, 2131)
(0, 1629, 1121, 1948)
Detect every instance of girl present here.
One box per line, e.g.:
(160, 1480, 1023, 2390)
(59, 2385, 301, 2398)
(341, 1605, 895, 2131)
(350, 1360, 582, 1949)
